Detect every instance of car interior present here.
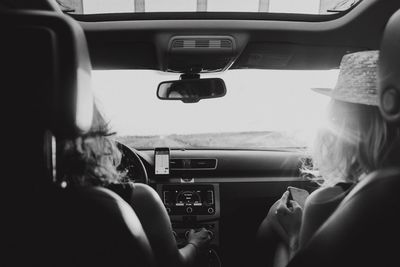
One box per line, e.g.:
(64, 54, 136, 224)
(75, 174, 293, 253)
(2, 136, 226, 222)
(2, 0, 400, 266)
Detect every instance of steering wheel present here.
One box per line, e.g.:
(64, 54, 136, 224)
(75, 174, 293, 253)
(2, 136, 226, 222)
(116, 141, 149, 184)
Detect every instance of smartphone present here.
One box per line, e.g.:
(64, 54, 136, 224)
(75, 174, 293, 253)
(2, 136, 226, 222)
(287, 186, 309, 208)
(154, 147, 170, 175)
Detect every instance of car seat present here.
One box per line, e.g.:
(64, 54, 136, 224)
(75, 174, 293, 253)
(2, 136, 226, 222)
(286, 9, 400, 267)
(1, 3, 155, 266)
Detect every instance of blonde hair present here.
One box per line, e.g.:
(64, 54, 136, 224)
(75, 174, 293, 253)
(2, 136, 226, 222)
(303, 100, 390, 187)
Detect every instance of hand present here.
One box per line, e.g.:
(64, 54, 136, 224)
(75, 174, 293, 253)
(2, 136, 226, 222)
(275, 191, 303, 249)
(187, 228, 212, 250)
(265, 198, 289, 241)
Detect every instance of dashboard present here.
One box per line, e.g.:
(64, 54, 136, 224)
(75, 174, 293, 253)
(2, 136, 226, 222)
(157, 183, 220, 247)
(161, 184, 217, 216)
(120, 145, 312, 265)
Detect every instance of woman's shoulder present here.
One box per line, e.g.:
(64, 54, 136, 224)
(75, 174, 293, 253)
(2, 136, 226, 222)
(300, 183, 353, 247)
(106, 182, 135, 203)
(306, 183, 352, 205)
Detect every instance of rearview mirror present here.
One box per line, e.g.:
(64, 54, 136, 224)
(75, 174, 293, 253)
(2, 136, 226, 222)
(157, 78, 226, 103)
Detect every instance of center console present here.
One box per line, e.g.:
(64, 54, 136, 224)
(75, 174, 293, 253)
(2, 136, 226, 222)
(156, 183, 220, 247)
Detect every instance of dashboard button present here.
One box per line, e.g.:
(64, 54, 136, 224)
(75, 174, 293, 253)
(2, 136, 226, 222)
(186, 207, 193, 214)
(206, 190, 214, 204)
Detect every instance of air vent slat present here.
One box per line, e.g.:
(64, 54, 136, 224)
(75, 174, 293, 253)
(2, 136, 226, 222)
(170, 158, 217, 170)
(172, 38, 233, 49)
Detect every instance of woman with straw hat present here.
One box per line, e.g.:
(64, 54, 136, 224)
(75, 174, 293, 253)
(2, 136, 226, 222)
(256, 50, 396, 267)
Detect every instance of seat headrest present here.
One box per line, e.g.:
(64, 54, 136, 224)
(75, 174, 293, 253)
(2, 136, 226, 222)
(1, 9, 93, 137)
(379, 9, 400, 124)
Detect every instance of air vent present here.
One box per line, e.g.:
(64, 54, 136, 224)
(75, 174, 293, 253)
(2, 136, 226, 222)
(172, 38, 233, 49)
(167, 35, 236, 73)
(170, 158, 217, 170)
(170, 159, 184, 169)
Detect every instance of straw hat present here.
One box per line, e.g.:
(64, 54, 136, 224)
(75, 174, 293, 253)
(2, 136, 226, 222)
(312, 50, 379, 106)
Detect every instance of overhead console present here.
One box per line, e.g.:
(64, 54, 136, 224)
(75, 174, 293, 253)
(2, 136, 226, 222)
(167, 35, 236, 73)
(156, 34, 248, 73)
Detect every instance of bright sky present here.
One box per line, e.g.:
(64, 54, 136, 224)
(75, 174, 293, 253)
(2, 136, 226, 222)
(82, 0, 322, 14)
(93, 69, 337, 141)
(269, 0, 320, 14)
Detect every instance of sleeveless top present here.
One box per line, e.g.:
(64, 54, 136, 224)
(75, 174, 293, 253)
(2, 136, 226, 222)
(299, 182, 354, 247)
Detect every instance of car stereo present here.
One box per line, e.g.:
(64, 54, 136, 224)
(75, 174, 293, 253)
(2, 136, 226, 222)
(161, 184, 215, 215)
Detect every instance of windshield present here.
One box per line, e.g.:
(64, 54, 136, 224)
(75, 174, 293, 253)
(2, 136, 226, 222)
(94, 69, 338, 150)
(58, 0, 360, 15)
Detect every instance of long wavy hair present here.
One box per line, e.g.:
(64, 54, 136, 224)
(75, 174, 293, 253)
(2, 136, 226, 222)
(57, 106, 123, 186)
(304, 99, 399, 187)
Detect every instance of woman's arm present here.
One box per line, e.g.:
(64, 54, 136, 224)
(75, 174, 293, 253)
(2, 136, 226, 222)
(254, 199, 290, 267)
(274, 191, 303, 265)
(179, 228, 211, 266)
(126, 183, 210, 267)
(276, 185, 347, 263)
(255, 190, 302, 267)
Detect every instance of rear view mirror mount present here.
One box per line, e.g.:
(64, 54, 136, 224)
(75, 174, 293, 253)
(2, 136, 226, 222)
(157, 77, 226, 103)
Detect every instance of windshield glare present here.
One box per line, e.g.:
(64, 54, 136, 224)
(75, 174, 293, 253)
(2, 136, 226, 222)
(94, 69, 337, 150)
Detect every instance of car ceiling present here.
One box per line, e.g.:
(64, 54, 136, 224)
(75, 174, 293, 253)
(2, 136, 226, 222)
(3, 0, 400, 71)
(70, 0, 400, 71)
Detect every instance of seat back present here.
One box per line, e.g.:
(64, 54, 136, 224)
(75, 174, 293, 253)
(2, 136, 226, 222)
(1, 5, 155, 267)
(37, 186, 155, 267)
(287, 168, 400, 267)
